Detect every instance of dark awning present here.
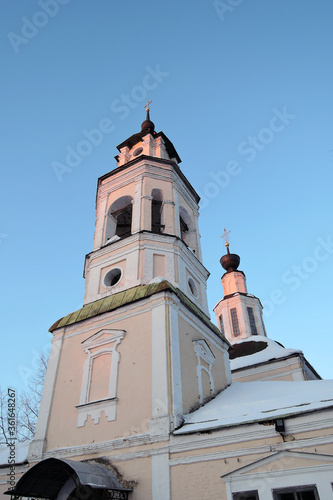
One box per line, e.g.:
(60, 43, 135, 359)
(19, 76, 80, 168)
(5, 457, 132, 499)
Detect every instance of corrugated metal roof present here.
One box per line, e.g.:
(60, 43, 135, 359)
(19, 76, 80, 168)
(49, 280, 229, 345)
(5, 457, 132, 498)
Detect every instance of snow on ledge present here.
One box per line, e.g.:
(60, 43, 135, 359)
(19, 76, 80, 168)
(149, 276, 165, 284)
(174, 379, 333, 434)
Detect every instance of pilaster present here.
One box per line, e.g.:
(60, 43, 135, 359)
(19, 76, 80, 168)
(141, 195, 152, 232)
(132, 180, 142, 234)
(28, 335, 64, 461)
(169, 301, 183, 427)
(163, 199, 175, 234)
(150, 300, 170, 437)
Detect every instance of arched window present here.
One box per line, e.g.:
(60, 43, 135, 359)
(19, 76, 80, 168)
(77, 329, 125, 427)
(151, 188, 164, 234)
(105, 196, 133, 243)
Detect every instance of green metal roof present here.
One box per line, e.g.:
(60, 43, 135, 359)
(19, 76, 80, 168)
(49, 280, 229, 345)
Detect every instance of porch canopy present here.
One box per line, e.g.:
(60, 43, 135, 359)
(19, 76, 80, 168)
(5, 457, 132, 499)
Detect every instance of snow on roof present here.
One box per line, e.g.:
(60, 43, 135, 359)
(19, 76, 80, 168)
(230, 335, 301, 371)
(0, 440, 31, 466)
(174, 379, 333, 434)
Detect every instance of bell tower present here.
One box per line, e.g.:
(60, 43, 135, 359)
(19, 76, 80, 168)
(214, 232, 267, 343)
(29, 108, 230, 470)
(83, 103, 209, 316)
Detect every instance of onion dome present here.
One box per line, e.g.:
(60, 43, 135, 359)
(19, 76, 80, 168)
(220, 242, 240, 272)
(141, 104, 155, 133)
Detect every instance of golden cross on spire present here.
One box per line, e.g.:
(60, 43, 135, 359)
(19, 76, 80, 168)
(144, 100, 152, 112)
(221, 228, 231, 250)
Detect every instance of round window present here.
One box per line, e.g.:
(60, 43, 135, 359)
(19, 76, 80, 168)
(132, 147, 143, 157)
(187, 277, 198, 297)
(104, 268, 122, 287)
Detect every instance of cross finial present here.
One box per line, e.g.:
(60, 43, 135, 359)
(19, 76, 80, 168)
(144, 100, 152, 112)
(221, 228, 231, 253)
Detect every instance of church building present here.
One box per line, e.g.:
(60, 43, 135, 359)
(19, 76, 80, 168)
(2, 106, 333, 500)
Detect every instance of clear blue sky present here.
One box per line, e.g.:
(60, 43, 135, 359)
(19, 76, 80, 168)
(1, 1, 333, 392)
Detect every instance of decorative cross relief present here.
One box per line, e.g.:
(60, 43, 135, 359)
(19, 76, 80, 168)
(76, 329, 125, 427)
(193, 340, 215, 404)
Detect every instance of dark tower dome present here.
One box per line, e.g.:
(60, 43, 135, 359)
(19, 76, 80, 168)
(220, 252, 240, 272)
(141, 106, 155, 133)
(220, 241, 240, 272)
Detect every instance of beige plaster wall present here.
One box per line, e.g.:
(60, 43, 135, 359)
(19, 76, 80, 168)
(105, 182, 136, 212)
(143, 176, 173, 200)
(234, 372, 294, 383)
(109, 455, 153, 500)
(232, 359, 303, 383)
(46, 306, 153, 451)
(171, 460, 229, 500)
(153, 254, 166, 278)
(249, 455, 333, 474)
(221, 271, 247, 295)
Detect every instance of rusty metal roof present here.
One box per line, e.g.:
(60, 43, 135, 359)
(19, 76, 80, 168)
(49, 280, 228, 345)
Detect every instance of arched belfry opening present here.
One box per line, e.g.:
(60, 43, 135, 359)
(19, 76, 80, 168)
(105, 195, 133, 243)
(151, 188, 164, 234)
(179, 205, 197, 253)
